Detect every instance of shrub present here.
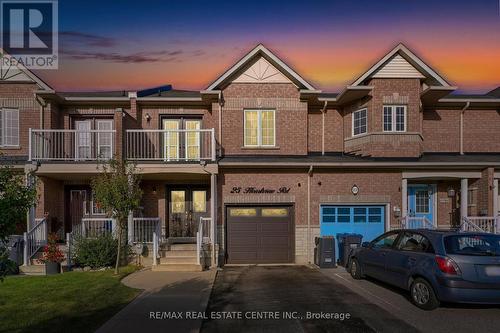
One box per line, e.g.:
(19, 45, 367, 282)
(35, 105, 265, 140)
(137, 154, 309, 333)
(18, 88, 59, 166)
(73, 234, 120, 269)
(0, 246, 17, 281)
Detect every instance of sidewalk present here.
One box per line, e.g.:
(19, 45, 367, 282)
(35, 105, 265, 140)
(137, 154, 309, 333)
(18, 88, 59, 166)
(96, 268, 217, 333)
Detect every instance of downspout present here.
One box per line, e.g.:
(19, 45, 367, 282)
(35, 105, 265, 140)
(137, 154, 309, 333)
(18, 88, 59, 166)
(460, 102, 470, 155)
(321, 101, 327, 156)
(307, 165, 313, 263)
(218, 92, 223, 156)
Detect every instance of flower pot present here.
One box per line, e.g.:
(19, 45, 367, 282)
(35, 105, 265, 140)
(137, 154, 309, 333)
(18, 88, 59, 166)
(45, 262, 61, 275)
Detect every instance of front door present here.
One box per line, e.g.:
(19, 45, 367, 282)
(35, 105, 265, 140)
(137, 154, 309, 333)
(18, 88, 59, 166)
(168, 187, 209, 238)
(408, 184, 435, 226)
(69, 190, 87, 232)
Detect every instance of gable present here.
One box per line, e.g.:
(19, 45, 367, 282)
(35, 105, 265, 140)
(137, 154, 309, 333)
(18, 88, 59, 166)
(0, 66, 35, 82)
(232, 56, 292, 84)
(206, 44, 316, 91)
(0, 50, 53, 90)
(352, 43, 450, 87)
(372, 54, 425, 79)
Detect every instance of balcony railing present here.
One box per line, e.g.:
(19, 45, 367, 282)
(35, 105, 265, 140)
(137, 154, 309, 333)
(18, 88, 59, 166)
(29, 129, 116, 161)
(126, 129, 215, 161)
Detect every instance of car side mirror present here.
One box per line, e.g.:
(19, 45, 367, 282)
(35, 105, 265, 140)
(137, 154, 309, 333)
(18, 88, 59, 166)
(361, 241, 371, 248)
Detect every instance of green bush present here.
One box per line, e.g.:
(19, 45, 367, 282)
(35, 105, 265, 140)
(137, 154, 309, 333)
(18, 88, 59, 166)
(72, 234, 119, 269)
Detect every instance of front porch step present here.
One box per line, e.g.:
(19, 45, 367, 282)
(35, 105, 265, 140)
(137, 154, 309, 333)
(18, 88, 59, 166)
(19, 264, 46, 275)
(152, 263, 203, 272)
(163, 250, 197, 257)
(160, 256, 198, 264)
(167, 243, 197, 251)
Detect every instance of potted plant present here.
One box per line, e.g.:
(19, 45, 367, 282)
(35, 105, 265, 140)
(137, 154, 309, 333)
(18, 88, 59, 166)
(40, 234, 65, 275)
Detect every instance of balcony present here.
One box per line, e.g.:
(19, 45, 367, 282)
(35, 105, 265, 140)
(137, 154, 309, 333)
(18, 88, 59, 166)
(29, 129, 116, 162)
(125, 129, 216, 162)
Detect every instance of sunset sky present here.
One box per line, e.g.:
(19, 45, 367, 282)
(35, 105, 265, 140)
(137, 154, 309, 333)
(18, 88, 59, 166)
(37, 0, 500, 93)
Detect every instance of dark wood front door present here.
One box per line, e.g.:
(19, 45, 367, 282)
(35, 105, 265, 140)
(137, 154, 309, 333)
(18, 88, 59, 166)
(167, 187, 209, 238)
(68, 189, 87, 232)
(226, 205, 294, 264)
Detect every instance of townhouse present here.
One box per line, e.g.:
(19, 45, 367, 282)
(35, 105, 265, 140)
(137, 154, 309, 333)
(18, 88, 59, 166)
(2, 43, 500, 269)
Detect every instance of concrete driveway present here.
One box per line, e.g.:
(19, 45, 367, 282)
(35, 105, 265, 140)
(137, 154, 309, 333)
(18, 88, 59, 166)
(201, 265, 418, 332)
(322, 267, 500, 333)
(96, 269, 216, 333)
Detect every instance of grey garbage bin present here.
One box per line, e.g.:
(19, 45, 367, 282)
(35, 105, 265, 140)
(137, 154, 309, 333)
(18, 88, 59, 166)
(314, 236, 336, 268)
(337, 233, 363, 267)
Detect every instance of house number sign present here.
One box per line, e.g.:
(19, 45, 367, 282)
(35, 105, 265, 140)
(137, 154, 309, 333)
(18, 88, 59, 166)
(230, 186, 291, 194)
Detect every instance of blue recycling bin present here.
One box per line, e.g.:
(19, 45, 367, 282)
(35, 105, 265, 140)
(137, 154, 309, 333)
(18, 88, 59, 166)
(336, 233, 363, 267)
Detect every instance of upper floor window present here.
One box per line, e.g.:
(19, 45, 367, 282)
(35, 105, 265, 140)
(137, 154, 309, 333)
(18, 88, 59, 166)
(74, 119, 113, 159)
(383, 105, 406, 132)
(0, 108, 19, 147)
(352, 108, 367, 136)
(244, 109, 275, 147)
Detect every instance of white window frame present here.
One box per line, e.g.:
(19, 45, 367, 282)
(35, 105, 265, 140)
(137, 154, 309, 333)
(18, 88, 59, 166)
(0, 108, 19, 147)
(96, 119, 113, 159)
(352, 108, 367, 137)
(90, 192, 106, 216)
(243, 109, 276, 147)
(75, 120, 92, 159)
(383, 105, 407, 132)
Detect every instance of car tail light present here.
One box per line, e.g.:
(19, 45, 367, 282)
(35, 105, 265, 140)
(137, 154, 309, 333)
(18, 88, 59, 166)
(435, 255, 461, 275)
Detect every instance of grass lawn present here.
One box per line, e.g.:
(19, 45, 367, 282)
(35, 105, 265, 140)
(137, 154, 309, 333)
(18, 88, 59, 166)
(0, 266, 142, 333)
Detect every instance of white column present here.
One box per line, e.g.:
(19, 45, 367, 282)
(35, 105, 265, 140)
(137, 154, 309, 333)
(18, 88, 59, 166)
(461, 178, 468, 220)
(210, 173, 217, 268)
(127, 211, 133, 244)
(401, 179, 408, 218)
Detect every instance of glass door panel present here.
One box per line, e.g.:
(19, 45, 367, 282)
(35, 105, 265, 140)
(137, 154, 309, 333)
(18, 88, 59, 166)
(75, 120, 91, 159)
(163, 119, 179, 161)
(185, 120, 201, 160)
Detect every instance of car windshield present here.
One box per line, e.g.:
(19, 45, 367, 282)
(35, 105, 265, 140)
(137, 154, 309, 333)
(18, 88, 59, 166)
(444, 234, 500, 256)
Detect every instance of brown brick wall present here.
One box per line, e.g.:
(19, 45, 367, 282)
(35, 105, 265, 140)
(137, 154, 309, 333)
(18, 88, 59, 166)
(35, 176, 64, 232)
(0, 83, 40, 157)
(308, 107, 343, 153)
(423, 109, 460, 152)
(221, 83, 308, 155)
(477, 168, 494, 215)
(463, 110, 500, 153)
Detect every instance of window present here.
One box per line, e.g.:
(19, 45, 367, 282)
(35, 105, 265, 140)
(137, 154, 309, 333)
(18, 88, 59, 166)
(261, 208, 288, 217)
(97, 120, 113, 159)
(170, 190, 185, 213)
(415, 190, 430, 213)
(192, 190, 206, 213)
(383, 105, 406, 132)
(75, 120, 91, 159)
(244, 110, 275, 147)
(321, 206, 384, 224)
(0, 108, 19, 147)
(372, 232, 399, 249)
(352, 109, 367, 136)
(444, 235, 500, 256)
(397, 232, 434, 253)
(91, 192, 106, 215)
(229, 208, 257, 217)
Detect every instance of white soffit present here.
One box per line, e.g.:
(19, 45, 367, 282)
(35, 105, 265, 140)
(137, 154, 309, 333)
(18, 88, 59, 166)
(232, 56, 292, 84)
(372, 54, 425, 79)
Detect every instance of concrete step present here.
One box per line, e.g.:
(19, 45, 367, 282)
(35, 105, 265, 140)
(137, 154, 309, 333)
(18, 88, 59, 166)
(169, 244, 197, 251)
(160, 256, 198, 265)
(152, 263, 203, 272)
(19, 264, 46, 275)
(163, 250, 197, 257)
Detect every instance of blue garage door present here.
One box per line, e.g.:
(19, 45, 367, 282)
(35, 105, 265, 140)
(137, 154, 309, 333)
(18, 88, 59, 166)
(320, 205, 386, 247)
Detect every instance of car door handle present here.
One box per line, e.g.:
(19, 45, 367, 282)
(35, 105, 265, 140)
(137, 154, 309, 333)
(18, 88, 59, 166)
(408, 257, 417, 264)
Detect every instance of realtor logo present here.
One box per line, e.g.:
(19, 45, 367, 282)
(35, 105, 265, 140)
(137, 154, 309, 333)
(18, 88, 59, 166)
(0, 0, 58, 69)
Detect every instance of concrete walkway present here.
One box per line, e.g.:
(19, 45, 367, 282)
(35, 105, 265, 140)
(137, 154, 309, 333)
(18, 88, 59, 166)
(96, 268, 217, 333)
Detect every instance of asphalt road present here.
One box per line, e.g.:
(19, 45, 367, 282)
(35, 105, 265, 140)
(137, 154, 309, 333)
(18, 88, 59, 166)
(322, 267, 500, 333)
(201, 265, 418, 333)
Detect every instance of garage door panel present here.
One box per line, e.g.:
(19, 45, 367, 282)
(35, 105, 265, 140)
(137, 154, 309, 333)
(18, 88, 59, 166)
(227, 206, 293, 264)
(261, 236, 289, 247)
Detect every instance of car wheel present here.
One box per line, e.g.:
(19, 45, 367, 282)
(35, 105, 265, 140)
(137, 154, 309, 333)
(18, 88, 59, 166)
(349, 258, 364, 280)
(410, 278, 440, 310)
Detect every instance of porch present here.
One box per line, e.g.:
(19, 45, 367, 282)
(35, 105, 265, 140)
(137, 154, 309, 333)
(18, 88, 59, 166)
(23, 171, 218, 272)
(400, 171, 500, 232)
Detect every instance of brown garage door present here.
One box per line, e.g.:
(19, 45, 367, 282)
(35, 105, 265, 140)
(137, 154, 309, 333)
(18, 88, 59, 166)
(226, 205, 294, 264)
